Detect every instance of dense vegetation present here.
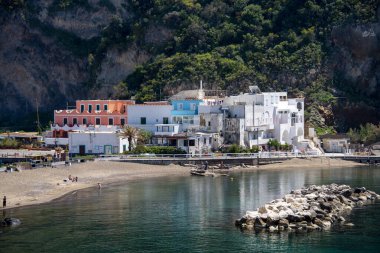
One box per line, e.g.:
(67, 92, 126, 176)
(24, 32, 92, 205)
(0, 0, 379, 135)
(117, 0, 379, 134)
(347, 123, 380, 145)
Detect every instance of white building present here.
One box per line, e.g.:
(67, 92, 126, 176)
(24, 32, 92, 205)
(165, 132, 217, 155)
(127, 102, 172, 132)
(198, 86, 305, 149)
(68, 131, 129, 155)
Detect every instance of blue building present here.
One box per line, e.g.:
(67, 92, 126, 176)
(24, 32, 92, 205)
(170, 89, 204, 130)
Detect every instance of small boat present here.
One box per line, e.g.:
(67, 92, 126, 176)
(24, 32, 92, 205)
(190, 168, 228, 177)
(190, 169, 207, 176)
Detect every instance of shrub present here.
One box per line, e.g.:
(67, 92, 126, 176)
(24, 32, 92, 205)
(126, 145, 186, 154)
(0, 138, 21, 148)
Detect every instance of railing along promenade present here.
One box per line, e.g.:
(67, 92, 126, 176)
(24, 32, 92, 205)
(108, 152, 380, 166)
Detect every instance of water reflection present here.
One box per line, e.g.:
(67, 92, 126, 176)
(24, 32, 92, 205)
(0, 166, 379, 253)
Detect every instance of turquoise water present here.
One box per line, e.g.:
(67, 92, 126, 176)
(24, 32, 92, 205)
(1, 166, 380, 253)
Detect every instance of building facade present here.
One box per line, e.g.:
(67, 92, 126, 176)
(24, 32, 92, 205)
(54, 100, 135, 127)
(127, 102, 172, 132)
(68, 131, 129, 155)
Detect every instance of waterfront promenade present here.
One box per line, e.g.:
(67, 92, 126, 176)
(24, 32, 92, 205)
(110, 152, 380, 166)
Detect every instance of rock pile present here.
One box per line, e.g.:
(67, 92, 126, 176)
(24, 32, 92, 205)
(235, 184, 379, 232)
(0, 217, 21, 227)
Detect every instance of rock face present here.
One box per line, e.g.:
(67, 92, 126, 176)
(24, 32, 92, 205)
(235, 184, 379, 232)
(1, 218, 21, 227)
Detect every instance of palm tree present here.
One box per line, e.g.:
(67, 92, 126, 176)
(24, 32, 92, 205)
(121, 125, 139, 151)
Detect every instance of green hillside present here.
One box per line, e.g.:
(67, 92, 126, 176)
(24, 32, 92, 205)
(0, 0, 379, 134)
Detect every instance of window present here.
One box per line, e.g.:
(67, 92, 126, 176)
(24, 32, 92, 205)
(104, 104, 108, 111)
(73, 118, 78, 125)
(190, 103, 196, 110)
(95, 118, 101, 125)
(173, 116, 182, 124)
(96, 104, 100, 111)
(121, 118, 125, 125)
(203, 138, 206, 144)
(109, 118, 114, 125)
(177, 103, 183, 110)
(83, 118, 87, 125)
(140, 117, 146, 125)
(163, 117, 169, 124)
(88, 104, 92, 113)
(189, 140, 195, 146)
(80, 104, 85, 113)
(63, 118, 68, 125)
(184, 140, 188, 146)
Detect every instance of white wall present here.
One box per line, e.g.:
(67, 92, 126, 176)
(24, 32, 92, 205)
(127, 105, 172, 132)
(69, 132, 129, 154)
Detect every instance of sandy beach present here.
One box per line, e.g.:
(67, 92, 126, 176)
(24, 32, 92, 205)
(0, 161, 189, 209)
(0, 158, 365, 209)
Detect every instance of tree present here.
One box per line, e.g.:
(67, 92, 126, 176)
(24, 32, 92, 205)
(137, 129, 152, 145)
(120, 125, 139, 151)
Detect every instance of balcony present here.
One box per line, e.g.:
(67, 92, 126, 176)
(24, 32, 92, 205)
(154, 124, 180, 136)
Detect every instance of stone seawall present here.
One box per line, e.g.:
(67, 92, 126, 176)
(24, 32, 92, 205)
(235, 184, 380, 232)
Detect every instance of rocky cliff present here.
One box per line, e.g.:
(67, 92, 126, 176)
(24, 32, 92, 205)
(0, 0, 378, 131)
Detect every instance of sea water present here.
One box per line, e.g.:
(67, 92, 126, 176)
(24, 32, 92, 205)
(0, 165, 379, 253)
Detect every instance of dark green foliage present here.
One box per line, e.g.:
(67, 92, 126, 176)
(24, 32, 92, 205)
(0, 0, 24, 10)
(225, 144, 246, 153)
(347, 123, 380, 145)
(48, 0, 92, 14)
(0, 138, 21, 148)
(127, 145, 187, 154)
(267, 139, 280, 151)
(118, 0, 379, 134)
(7, 0, 377, 132)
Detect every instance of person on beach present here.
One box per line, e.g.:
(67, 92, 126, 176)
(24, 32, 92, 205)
(98, 183, 102, 189)
(3, 196, 6, 208)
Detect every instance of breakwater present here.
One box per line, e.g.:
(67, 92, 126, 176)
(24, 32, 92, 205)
(235, 184, 380, 232)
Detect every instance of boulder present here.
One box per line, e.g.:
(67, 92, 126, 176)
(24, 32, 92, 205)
(320, 202, 333, 212)
(354, 187, 366, 194)
(254, 218, 267, 228)
(236, 184, 378, 233)
(288, 214, 304, 222)
(1, 218, 21, 227)
(269, 226, 278, 232)
(246, 211, 260, 219)
(267, 211, 280, 221)
(278, 219, 289, 228)
(314, 218, 331, 230)
(341, 189, 353, 198)
(279, 210, 289, 219)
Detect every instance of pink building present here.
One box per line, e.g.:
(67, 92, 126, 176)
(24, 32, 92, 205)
(54, 100, 135, 127)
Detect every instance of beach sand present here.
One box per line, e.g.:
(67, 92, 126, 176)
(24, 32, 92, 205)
(0, 158, 365, 209)
(0, 161, 189, 209)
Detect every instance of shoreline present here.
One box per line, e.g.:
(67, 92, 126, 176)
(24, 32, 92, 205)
(0, 158, 367, 211)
